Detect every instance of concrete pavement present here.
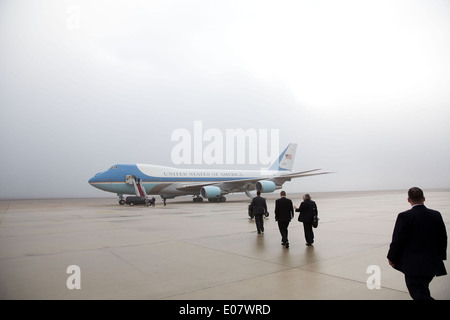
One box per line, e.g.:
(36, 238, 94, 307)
(1, 190, 449, 300)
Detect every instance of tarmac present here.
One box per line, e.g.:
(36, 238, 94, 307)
(0, 189, 449, 300)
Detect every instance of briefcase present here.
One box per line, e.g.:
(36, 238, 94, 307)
(312, 215, 319, 228)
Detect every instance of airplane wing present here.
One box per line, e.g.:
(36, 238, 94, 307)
(271, 169, 333, 184)
(176, 169, 332, 194)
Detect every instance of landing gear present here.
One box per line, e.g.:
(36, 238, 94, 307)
(118, 194, 125, 205)
(208, 196, 226, 202)
(193, 195, 204, 202)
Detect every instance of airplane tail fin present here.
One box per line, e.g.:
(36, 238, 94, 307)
(267, 143, 297, 171)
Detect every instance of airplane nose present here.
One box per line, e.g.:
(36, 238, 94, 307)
(88, 172, 104, 184)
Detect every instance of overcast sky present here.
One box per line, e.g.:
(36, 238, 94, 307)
(1, 0, 450, 199)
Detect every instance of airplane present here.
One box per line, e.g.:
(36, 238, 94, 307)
(88, 143, 331, 204)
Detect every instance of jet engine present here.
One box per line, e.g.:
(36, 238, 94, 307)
(256, 180, 277, 193)
(200, 186, 222, 198)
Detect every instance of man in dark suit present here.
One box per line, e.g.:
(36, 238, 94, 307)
(295, 193, 318, 246)
(275, 191, 294, 248)
(249, 190, 268, 234)
(387, 187, 447, 300)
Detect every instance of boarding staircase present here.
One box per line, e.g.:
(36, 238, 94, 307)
(126, 175, 147, 198)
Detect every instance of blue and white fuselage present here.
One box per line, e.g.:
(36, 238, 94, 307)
(88, 144, 330, 203)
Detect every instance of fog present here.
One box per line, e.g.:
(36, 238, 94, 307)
(1, 0, 449, 199)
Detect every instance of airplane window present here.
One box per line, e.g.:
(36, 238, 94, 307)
(110, 166, 118, 169)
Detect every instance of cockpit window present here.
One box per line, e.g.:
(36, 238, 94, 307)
(110, 166, 119, 170)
